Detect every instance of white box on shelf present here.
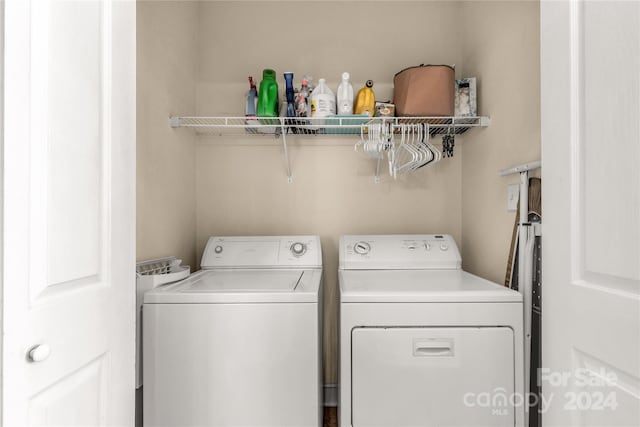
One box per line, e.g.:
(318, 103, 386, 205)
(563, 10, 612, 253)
(455, 78, 477, 117)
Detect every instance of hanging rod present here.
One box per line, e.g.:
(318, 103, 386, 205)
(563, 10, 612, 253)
(497, 160, 541, 177)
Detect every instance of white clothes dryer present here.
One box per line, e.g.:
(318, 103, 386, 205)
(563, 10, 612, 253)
(143, 236, 323, 427)
(339, 234, 524, 427)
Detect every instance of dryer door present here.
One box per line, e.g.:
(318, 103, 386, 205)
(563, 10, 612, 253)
(352, 327, 515, 427)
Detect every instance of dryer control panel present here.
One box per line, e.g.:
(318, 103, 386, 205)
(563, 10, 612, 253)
(201, 235, 322, 269)
(339, 234, 461, 270)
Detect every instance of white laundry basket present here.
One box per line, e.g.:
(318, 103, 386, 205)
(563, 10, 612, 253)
(135, 257, 189, 388)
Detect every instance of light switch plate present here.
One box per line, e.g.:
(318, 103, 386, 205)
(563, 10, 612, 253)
(507, 184, 519, 211)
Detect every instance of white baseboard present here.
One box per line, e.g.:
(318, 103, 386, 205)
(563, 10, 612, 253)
(323, 383, 338, 407)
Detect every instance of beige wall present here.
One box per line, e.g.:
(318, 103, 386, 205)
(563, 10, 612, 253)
(460, 1, 541, 284)
(137, 1, 199, 268)
(136, 0, 541, 387)
(195, 1, 464, 384)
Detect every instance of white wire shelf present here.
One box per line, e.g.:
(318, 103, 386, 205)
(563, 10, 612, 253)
(169, 115, 490, 136)
(169, 115, 490, 183)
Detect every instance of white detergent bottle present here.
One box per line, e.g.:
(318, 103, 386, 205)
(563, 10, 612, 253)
(310, 78, 336, 125)
(336, 72, 354, 115)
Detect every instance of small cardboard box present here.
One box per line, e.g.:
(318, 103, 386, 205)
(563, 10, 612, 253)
(393, 64, 455, 116)
(375, 102, 395, 117)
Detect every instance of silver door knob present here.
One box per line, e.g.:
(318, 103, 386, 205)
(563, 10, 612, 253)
(28, 344, 51, 363)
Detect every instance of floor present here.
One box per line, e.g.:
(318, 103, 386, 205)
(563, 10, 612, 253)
(324, 407, 338, 427)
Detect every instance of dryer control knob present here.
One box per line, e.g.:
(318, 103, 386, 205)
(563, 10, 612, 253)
(214, 245, 223, 254)
(291, 242, 307, 257)
(440, 243, 449, 251)
(354, 241, 371, 255)
(424, 243, 431, 251)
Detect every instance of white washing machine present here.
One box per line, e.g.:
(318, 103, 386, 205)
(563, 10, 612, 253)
(143, 236, 323, 427)
(339, 234, 524, 427)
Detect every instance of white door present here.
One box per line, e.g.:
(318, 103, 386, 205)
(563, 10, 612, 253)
(3, 0, 136, 425)
(541, 1, 640, 426)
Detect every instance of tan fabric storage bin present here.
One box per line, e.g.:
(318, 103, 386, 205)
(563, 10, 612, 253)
(393, 64, 455, 116)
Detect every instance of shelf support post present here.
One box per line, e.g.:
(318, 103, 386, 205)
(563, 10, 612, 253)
(279, 120, 293, 183)
(374, 156, 382, 184)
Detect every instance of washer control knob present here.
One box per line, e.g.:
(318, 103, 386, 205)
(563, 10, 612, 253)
(214, 245, 223, 254)
(440, 243, 449, 251)
(424, 243, 431, 251)
(354, 241, 371, 255)
(290, 242, 307, 257)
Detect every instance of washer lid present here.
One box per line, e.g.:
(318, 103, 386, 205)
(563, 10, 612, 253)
(144, 269, 321, 304)
(339, 270, 522, 303)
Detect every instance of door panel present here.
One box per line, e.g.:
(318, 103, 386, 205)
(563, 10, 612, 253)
(581, 1, 640, 284)
(571, 350, 640, 427)
(46, 0, 104, 287)
(28, 356, 107, 426)
(3, 0, 136, 425)
(541, 1, 640, 425)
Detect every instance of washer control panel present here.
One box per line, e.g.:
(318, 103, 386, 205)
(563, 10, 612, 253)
(201, 235, 322, 268)
(340, 234, 461, 270)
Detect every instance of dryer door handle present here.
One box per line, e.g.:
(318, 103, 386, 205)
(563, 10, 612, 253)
(413, 339, 454, 357)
